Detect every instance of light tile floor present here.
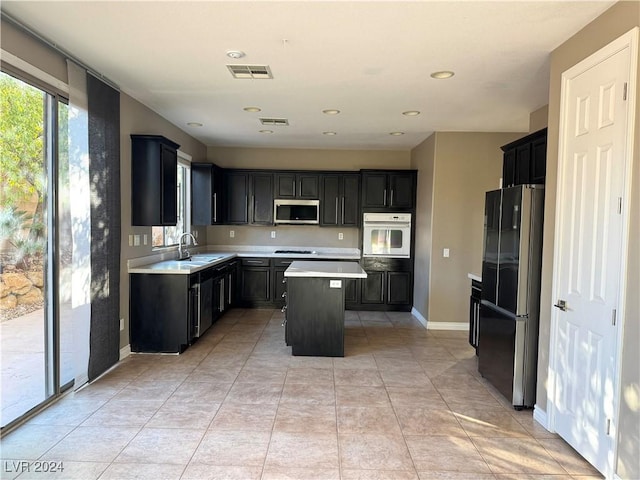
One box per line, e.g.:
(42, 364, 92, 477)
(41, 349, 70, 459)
(0, 308, 602, 480)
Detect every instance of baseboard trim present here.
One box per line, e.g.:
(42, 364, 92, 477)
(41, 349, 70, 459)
(119, 344, 131, 361)
(410, 308, 428, 328)
(427, 321, 469, 331)
(533, 404, 550, 430)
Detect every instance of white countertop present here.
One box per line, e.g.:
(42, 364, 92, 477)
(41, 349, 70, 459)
(128, 246, 362, 275)
(468, 273, 482, 282)
(284, 261, 367, 278)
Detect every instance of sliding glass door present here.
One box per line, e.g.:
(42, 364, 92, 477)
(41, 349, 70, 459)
(0, 70, 72, 430)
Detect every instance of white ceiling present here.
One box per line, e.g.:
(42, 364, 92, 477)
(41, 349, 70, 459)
(2, 1, 615, 150)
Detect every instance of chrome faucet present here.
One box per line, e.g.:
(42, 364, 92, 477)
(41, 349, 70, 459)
(178, 232, 198, 260)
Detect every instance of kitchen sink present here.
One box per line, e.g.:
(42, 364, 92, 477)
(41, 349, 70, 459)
(188, 254, 224, 262)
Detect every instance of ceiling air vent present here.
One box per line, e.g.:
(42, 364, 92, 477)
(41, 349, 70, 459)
(259, 118, 289, 126)
(227, 64, 273, 79)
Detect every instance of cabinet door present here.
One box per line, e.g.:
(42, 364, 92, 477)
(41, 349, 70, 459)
(387, 271, 411, 305)
(342, 175, 360, 226)
(361, 271, 385, 304)
(275, 173, 296, 198)
(160, 144, 178, 225)
(344, 277, 360, 307)
(191, 164, 214, 225)
(515, 144, 531, 186)
(530, 136, 547, 184)
(362, 173, 388, 208)
(388, 173, 414, 209)
(320, 175, 340, 226)
(251, 173, 274, 224)
(298, 174, 319, 199)
(240, 267, 271, 303)
(502, 149, 516, 188)
(131, 136, 179, 226)
(225, 171, 249, 224)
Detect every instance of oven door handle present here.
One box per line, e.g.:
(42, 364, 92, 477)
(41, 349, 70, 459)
(363, 222, 411, 227)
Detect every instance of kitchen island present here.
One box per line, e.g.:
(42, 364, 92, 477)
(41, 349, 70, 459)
(284, 261, 367, 357)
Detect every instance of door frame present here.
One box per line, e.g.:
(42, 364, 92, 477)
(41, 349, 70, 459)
(547, 27, 638, 478)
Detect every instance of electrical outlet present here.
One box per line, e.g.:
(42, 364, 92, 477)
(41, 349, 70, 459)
(338, 232, 344, 240)
(128, 235, 133, 246)
(143, 234, 148, 245)
(443, 248, 450, 258)
(230, 230, 235, 238)
(134, 235, 140, 246)
(119, 318, 124, 331)
(271, 231, 276, 239)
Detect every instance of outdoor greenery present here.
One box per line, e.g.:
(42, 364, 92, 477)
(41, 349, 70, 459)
(0, 72, 47, 264)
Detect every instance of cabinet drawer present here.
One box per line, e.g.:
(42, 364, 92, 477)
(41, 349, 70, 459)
(241, 258, 270, 267)
(272, 258, 294, 267)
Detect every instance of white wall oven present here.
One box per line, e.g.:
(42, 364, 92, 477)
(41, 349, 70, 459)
(362, 212, 412, 258)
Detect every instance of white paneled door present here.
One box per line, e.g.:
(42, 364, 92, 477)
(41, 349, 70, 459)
(551, 30, 636, 477)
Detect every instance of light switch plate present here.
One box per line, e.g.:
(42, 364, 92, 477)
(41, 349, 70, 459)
(230, 230, 235, 238)
(329, 280, 342, 288)
(128, 235, 133, 246)
(338, 232, 344, 240)
(143, 234, 148, 245)
(443, 248, 450, 258)
(119, 318, 124, 331)
(271, 231, 276, 239)
(134, 235, 140, 246)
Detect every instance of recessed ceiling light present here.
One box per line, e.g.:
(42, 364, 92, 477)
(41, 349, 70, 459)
(402, 110, 421, 116)
(322, 109, 341, 115)
(226, 50, 246, 59)
(259, 129, 273, 134)
(243, 106, 261, 112)
(323, 131, 337, 136)
(430, 70, 455, 79)
(389, 132, 405, 136)
(187, 122, 203, 127)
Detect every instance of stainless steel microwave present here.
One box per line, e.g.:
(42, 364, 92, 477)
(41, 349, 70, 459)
(274, 199, 320, 224)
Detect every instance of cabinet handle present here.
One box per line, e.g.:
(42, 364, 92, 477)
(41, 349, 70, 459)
(281, 292, 287, 298)
(246, 260, 263, 264)
(299, 180, 302, 196)
(213, 193, 217, 223)
(335, 198, 339, 222)
(281, 305, 287, 313)
(341, 197, 345, 224)
(245, 195, 248, 220)
(390, 190, 394, 206)
(383, 189, 387, 206)
(282, 278, 287, 284)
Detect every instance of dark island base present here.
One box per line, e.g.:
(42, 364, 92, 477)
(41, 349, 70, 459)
(287, 277, 345, 357)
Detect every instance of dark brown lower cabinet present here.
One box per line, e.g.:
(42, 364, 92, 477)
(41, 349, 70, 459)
(286, 277, 345, 357)
(359, 258, 413, 311)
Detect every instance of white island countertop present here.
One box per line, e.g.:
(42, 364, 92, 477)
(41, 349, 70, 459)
(284, 261, 367, 278)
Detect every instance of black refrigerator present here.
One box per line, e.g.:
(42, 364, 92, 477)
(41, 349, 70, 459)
(479, 185, 544, 409)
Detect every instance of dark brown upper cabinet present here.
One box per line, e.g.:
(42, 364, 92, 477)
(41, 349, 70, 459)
(275, 172, 319, 199)
(131, 135, 179, 226)
(191, 163, 223, 225)
(361, 170, 416, 210)
(501, 128, 547, 188)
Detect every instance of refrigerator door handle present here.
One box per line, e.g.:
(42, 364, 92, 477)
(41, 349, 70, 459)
(516, 188, 533, 316)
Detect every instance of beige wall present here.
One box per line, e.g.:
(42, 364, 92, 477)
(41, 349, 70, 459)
(410, 134, 436, 319)
(529, 105, 549, 133)
(207, 225, 359, 249)
(208, 146, 410, 170)
(1, 18, 67, 85)
(119, 95, 208, 348)
(421, 132, 523, 325)
(539, 2, 639, 478)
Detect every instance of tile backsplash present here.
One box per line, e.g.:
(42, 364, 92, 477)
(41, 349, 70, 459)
(206, 225, 359, 249)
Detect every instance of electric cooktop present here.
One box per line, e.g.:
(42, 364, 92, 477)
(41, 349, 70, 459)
(274, 250, 316, 254)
